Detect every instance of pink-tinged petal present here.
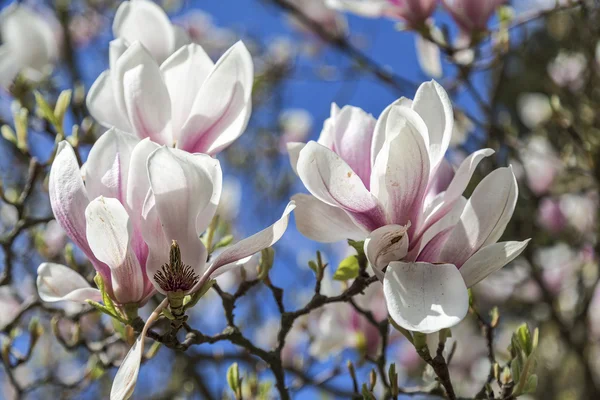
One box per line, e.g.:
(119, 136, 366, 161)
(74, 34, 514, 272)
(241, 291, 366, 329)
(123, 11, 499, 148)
(331, 106, 376, 187)
(416, 227, 453, 262)
(417, 148, 494, 237)
(37, 263, 102, 304)
(85, 128, 139, 203)
(440, 166, 518, 267)
(297, 141, 386, 231)
(364, 224, 410, 272)
(177, 41, 253, 155)
(411, 80, 454, 170)
(120, 44, 172, 144)
(370, 107, 430, 226)
(110, 299, 167, 400)
(200, 202, 295, 285)
(86, 71, 132, 132)
(292, 193, 365, 243)
(140, 192, 170, 295)
(425, 158, 455, 205)
(85, 197, 145, 305)
(161, 44, 215, 135)
(460, 240, 530, 288)
(287, 142, 306, 175)
(112, 0, 176, 64)
(145, 147, 219, 280)
(383, 261, 469, 334)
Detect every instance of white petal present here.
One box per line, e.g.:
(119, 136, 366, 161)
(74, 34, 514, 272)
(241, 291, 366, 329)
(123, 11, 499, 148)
(0, 46, 21, 88)
(460, 240, 530, 288)
(292, 193, 365, 243)
(297, 141, 386, 231)
(37, 263, 101, 303)
(325, 0, 389, 17)
(86, 71, 132, 132)
(383, 261, 468, 334)
(415, 36, 442, 78)
(200, 202, 295, 284)
(85, 197, 145, 304)
(370, 107, 430, 226)
(287, 142, 306, 175)
(119, 43, 172, 144)
(177, 41, 254, 155)
(441, 167, 519, 266)
(111, 333, 143, 400)
(364, 224, 410, 271)
(411, 80, 454, 170)
(370, 98, 414, 166)
(113, 0, 176, 64)
(85, 128, 139, 203)
(161, 44, 215, 135)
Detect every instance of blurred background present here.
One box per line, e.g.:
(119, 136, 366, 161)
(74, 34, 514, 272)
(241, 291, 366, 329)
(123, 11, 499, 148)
(0, 0, 599, 399)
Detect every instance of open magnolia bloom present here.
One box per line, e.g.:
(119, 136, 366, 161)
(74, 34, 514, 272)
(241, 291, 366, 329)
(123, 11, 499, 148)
(112, 0, 190, 64)
(288, 80, 528, 333)
(86, 38, 253, 156)
(0, 3, 60, 88)
(326, 0, 437, 27)
(442, 0, 506, 33)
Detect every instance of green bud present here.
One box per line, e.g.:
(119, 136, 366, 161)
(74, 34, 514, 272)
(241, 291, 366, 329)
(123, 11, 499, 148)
(54, 89, 72, 126)
(333, 255, 359, 281)
(227, 362, 242, 399)
(15, 107, 28, 152)
(257, 247, 275, 280)
(1, 125, 17, 145)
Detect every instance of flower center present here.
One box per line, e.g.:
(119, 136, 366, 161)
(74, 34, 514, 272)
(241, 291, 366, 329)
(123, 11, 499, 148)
(153, 240, 199, 293)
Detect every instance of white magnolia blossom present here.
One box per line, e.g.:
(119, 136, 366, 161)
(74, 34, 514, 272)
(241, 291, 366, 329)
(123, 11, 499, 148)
(547, 51, 587, 91)
(0, 3, 60, 88)
(288, 80, 528, 333)
(86, 39, 253, 156)
(517, 92, 553, 129)
(518, 136, 561, 195)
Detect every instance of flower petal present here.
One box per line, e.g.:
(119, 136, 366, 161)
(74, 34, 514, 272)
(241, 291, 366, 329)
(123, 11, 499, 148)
(297, 141, 386, 231)
(85, 197, 145, 304)
(383, 261, 468, 334)
(371, 98, 414, 166)
(291, 193, 365, 243)
(37, 263, 101, 303)
(200, 202, 295, 284)
(364, 224, 410, 271)
(86, 71, 132, 132)
(460, 240, 530, 288)
(177, 41, 253, 155)
(112, 0, 176, 64)
(287, 142, 306, 175)
(85, 128, 139, 203)
(411, 80, 453, 170)
(415, 35, 442, 78)
(161, 44, 215, 135)
(370, 107, 430, 226)
(441, 167, 519, 267)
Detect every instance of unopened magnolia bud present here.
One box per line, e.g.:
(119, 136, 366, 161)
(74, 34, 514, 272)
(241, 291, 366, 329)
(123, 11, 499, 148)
(364, 224, 409, 273)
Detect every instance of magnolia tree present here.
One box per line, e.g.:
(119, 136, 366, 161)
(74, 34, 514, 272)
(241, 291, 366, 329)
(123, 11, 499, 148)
(0, 0, 597, 399)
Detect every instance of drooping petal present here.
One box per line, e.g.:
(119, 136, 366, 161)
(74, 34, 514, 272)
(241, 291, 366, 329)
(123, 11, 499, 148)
(86, 71, 132, 132)
(370, 107, 430, 226)
(297, 141, 386, 231)
(364, 224, 410, 271)
(85, 197, 145, 305)
(287, 142, 306, 175)
(460, 240, 530, 288)
(112, 0, 176, 64)
(199, 202, 296, 285)
(161, 44, 215, 135)
(440, 167, 519, 267)
(85, 128, 139, 203)
(37, 263, 102, 303)
(292, 193, 365, 243)
(383, 261, 469, 334)
(411, 80, 453, 170)
(177, 41, 253, 155)
(118, 43, 172, 144)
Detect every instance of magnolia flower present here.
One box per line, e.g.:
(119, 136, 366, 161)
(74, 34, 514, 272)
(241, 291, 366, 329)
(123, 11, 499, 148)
(288, 0, 348, 39)
(516, 93, 553, 129)
(176, 10, 237, 58)
(442, 0, 505, 33)
(86, 40, 253, 156)
(112, 0, 189, 64)
(279, 109, 314, 152)
(0, 3, 60, 88)
(326, 0, 437, 27)
(536, 197, 567, 234)
(289, 80, 528, 333)
(547, 51, 586, 91)
(518, 136, 561, 195)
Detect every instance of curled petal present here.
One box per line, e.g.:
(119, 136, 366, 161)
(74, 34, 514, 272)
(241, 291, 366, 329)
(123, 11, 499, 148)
(287, 142, 306, 175)
(383, 261, 468, 334)
(364, 224, 410, 272)
(37, 263, 101, 304)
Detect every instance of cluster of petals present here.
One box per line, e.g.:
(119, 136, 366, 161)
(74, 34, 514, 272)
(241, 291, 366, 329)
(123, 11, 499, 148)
(288, 80, 528, 334)
(0, 3, 60, 88)
(86, 0, 253, 156)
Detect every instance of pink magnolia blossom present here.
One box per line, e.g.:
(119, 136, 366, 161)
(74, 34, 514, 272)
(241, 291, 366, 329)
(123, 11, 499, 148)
(327, 0, 437, 27)
(442, 0, 506, 33)
(0, 3, 61, 88)
(518, 136, 561, 196)
(537, 197, 566, 234)
(87, 28, 253, 156)
(288, 80, 528, 333)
